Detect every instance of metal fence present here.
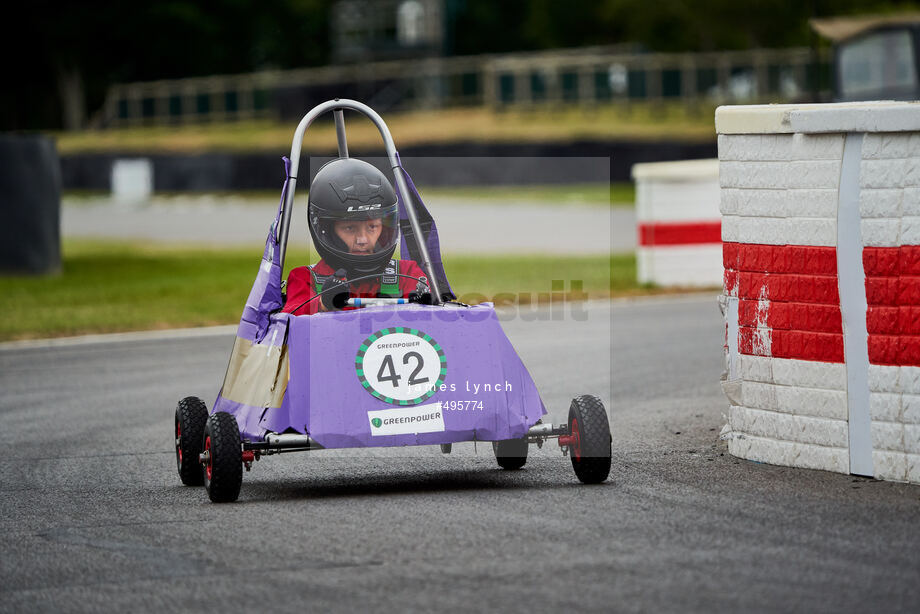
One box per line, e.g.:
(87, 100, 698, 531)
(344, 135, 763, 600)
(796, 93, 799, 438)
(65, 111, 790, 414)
(93, 45, 829, 128)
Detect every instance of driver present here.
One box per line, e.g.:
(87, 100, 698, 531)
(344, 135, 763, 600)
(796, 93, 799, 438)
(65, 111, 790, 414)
(282, 157, 430, 315)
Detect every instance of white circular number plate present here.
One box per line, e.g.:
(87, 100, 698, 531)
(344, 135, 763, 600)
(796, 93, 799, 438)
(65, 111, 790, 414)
(355, 328, 446, 405)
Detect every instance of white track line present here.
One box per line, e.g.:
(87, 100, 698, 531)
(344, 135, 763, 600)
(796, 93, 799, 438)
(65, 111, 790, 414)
(0, 325, 238, 351)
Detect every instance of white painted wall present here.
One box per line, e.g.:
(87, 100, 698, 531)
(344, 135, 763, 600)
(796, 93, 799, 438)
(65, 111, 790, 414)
(632, 158, 720, 287)
(111, 158, 153, 205)
(718, 101, 920, 484)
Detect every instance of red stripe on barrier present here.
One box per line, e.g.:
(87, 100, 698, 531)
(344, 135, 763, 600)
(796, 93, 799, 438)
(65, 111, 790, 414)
(867, 306, 899, 334)
(726, 242, 843, 363)
(638, 221, 721, 246)
(900, 307, 920, 334)
(723, 242, 739, 268)
(868, 334, 920, 367)
(902, 246, 920, 275)
(863, 247, 920, 308)
(724, 269, 739, 294)
(739, 300, 842, 333)
(864, 246, 920, 276)
(899, 276, 920, 305)
(726, 242, 920, 366)
(737, 272, 839, 304)
(865, 277, 900, 306)
(738, 327, 845, 362)
(773, 330, 846, 363)
(867, 307, 920, 335)
(864, 275, 920, 306)
(863, 247, 900, 276)
(724, 243, 837, 275)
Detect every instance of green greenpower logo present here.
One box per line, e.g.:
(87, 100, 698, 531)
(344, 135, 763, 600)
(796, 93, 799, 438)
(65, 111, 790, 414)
(356, 327, 447, 405)
(371, 417, 382, 428)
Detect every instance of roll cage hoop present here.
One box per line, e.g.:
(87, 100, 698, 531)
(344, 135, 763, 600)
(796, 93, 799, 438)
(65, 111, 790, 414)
(276, 99, 443, 304)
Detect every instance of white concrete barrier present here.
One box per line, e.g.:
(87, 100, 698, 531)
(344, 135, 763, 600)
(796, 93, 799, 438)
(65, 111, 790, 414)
(111, 158, 153, 205)
(632, 159, 721, 287)
(719, 101, 920, 484)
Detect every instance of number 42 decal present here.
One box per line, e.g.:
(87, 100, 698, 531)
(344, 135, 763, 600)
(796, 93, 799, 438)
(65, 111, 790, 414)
(377, 352, 429, 387)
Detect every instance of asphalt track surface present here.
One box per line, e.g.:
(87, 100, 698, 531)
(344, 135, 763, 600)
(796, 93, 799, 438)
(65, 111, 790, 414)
(2, 297, 918, 613)
(62, 195, 629, 253)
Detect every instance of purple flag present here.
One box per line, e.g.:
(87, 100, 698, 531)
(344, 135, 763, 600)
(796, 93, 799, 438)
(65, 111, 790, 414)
(395, 155, 453, 297)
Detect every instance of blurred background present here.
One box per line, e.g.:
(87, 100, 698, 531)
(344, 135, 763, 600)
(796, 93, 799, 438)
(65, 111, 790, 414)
(9, 0, 916, 133)
(2, 0, 919, 340)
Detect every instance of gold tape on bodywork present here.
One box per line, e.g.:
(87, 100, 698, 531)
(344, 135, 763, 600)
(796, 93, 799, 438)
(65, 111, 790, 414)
(220, 336, 289, 408)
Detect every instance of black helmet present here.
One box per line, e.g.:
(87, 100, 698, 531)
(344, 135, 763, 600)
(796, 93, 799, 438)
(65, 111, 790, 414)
(308, 158, 399, 276)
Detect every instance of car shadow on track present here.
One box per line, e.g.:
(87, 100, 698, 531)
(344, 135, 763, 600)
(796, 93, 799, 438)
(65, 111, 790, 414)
(232, 461, 609, 503)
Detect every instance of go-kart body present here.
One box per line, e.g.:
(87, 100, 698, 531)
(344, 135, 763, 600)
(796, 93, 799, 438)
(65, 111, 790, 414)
(213, 303, 547, 449)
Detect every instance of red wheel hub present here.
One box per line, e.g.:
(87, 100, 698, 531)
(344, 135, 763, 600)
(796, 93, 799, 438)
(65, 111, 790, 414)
(558, 418, 582, 461)
(176, 422, 182, 463)
(204, 436, 212, 481)
(570, 418, 582, 461)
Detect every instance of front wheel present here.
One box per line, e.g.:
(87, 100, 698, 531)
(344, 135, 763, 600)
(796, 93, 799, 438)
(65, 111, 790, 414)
(567, 395, 611, 484)
(493, 437, 528, 470)
(202, 412, 243, 503)
(175, 396, 209, 486)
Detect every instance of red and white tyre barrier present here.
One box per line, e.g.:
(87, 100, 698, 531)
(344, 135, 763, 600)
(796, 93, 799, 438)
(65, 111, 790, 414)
(718, 102, 920, 484)
(632, 159, 721, 287)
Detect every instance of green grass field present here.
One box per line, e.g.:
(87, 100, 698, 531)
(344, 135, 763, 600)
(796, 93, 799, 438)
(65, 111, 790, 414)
(63, 182, 635, 207)
(54, 104, 717, 155)
(0, 241, 644, 341)
(420, 182, 635, 205)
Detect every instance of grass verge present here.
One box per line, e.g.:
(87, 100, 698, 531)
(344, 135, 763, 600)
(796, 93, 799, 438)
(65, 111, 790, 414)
(419, 182, 634, 206)
(54, 104, 717, 155)
(0, 241, 662, 341)
(63, 182, 635, 207)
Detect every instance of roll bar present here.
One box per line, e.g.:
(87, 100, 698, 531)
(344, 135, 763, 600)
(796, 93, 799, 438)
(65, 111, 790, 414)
(276, 99, 442, 304)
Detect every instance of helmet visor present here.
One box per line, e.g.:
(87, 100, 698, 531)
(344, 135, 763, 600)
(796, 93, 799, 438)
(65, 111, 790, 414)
(309, 204, 400, 263)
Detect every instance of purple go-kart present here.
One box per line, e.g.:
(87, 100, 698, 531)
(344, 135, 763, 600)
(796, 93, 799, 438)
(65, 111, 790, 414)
(173, 99, 611, 502)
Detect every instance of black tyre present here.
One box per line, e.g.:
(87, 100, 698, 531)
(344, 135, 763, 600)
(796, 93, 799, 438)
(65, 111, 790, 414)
(493, 437, 528, 470)
(175, 396, 209, 486)
(568, 395, 612, 484)
(203, 412, 243, 503)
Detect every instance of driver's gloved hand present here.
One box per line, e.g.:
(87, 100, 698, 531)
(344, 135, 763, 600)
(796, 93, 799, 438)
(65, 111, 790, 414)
(321, 269, 351, 311)
(409, 291, 456, 304)
(408, 292, 434, 305)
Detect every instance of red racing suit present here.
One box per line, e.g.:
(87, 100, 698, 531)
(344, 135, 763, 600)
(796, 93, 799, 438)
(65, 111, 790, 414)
(282, 258, 429, 316)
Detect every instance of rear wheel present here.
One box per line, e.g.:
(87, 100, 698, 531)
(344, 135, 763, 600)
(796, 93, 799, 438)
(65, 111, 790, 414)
(493, 437, 528, 470)
(567, 395, 611, 484)
(175, 397, 209, 486)
(203, 412, 243, 503)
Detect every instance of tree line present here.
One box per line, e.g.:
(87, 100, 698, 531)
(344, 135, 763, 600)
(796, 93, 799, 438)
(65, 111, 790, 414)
(3, 0, 913, 130)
